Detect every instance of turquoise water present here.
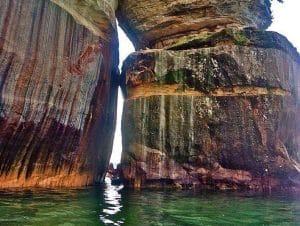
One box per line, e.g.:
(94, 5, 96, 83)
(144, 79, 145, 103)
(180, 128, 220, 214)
(0, 179, 299, 226)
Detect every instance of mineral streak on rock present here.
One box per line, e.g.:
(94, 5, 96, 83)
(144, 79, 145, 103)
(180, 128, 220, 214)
(122, 95, 300, 190)
(51, 0, 118, 40)
(0, 0, 118, 187)
(117, 0, 274, 49)
(121, 27, 300, 191)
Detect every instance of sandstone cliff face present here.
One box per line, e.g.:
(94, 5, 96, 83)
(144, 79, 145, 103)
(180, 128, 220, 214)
(0, 0, 118, 187)
(51, 0, 118, 38)
(119, 1, 300, 191)
(117, 0, 273, 49)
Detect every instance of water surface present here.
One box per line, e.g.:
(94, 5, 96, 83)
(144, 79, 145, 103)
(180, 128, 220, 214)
(0, 179, 299, 226)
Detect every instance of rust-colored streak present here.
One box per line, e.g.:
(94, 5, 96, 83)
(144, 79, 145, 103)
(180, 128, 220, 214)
(68, 43, 102, 75)
(0, 0, 118, 188)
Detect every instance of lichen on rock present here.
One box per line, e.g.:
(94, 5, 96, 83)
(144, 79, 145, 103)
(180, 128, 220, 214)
(119, 0, 300, 192)
(117, 0, 276, 49)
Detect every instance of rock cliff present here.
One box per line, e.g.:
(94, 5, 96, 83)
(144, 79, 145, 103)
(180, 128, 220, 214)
(117, 0, 273, 49)
(0, 0, 118, 187)
(118, 1, 300, 191)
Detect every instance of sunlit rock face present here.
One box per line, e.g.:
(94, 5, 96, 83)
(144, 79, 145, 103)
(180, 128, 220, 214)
(51, 0, 118, 39)
(117, 0, 273, 49)
(0, 0, 118, 187)
(120, 0, 300, 191)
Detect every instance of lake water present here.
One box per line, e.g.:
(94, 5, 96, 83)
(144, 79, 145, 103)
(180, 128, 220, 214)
(0, 178, 299, 226)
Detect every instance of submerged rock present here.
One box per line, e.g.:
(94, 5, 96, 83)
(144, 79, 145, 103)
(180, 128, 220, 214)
(0, 0, 118, 187)
(121, 28, 300, 191)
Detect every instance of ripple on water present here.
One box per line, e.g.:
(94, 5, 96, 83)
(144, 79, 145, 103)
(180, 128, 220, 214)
(99, 178, 124, 226)
(0, 183, 299, 225)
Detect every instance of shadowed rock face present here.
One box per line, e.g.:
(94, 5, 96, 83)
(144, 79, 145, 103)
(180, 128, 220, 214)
(120, 23, 300, 190)
(117, 0, 274, 49)
(0, 0, 118, 187)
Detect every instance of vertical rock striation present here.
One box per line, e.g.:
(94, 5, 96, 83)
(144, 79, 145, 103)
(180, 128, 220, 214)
(118, 1, 300, 191)
(0, 0, 118, 187)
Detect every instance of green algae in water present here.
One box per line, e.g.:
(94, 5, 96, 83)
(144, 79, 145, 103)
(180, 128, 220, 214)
(0, 181, 299, 226)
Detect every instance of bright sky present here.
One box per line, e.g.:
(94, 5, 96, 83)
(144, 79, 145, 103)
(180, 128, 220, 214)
(269, 0, 300, 50)
(109, 0, 300, 166)
(109, 25, 134, 166)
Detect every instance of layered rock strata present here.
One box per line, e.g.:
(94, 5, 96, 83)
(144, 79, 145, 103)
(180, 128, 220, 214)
(117, 0, 273, 49)
(119, 1, 300, 191)
(0, 0, 118, 187)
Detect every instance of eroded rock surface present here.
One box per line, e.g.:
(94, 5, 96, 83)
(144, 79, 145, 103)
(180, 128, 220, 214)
(117, 0, 274, 49)
(51, 0, 118, 39)
(0, 0, 118, 187)
(119, 0, 300, 191)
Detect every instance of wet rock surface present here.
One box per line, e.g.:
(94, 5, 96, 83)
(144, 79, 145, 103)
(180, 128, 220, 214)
(122, 95, 300, 191)
(119, 1, 300, 191)
(0, 0, 118, 187)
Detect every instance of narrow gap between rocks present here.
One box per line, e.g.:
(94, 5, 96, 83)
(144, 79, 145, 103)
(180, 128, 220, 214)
(109, 22, 135, 168)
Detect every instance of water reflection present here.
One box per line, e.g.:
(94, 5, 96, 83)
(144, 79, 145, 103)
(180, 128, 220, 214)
(0, 184, 299, 225)
(99, 178, 124, 225)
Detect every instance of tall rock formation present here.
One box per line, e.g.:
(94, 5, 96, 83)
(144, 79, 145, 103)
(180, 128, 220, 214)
(0, 0, 118, 187)
(118, 0, 300, 191)
(117, 0, 273, 49)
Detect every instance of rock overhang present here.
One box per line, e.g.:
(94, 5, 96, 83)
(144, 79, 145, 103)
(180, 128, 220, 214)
(51, 0, 118, 41)
(116, 0, 280, 49)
